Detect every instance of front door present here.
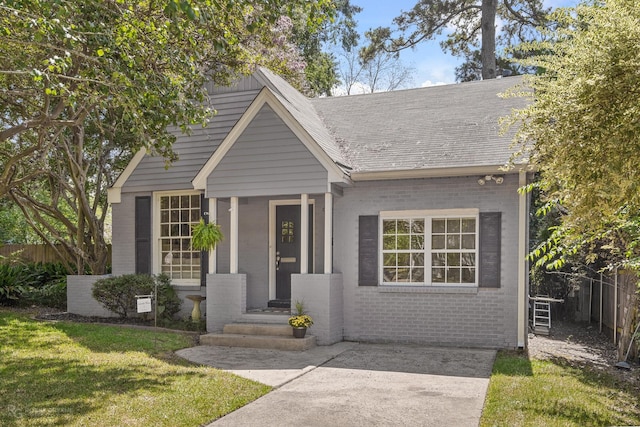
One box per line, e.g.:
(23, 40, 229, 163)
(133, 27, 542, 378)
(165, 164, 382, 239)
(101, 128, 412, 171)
(275, 204, 313, 300)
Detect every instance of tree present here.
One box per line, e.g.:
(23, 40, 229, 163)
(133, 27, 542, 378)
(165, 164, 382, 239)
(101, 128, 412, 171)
(338, 48, 415, 94)
(363, 0, 549, 80)
(0, 0, 332, 273)
(505, 0, 640, 270)
(290, 0, 362, 96)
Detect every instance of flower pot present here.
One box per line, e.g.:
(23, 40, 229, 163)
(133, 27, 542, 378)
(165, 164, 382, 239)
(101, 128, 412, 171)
(292, 327, 307, 338)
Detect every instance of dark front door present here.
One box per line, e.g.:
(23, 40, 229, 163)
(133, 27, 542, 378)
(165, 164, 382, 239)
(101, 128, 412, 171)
(275, 204, 313, 300)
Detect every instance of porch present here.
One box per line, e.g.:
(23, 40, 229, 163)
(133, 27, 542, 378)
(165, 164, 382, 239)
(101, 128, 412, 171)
(203, 192, 344, 345)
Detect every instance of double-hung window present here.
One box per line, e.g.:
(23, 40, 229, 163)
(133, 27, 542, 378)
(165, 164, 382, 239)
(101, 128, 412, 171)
(157, 193, 202, 284)
(381, 209, 478, 286)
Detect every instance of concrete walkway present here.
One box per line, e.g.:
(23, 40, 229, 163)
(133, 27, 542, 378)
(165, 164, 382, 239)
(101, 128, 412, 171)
(176, 343, 496, 427)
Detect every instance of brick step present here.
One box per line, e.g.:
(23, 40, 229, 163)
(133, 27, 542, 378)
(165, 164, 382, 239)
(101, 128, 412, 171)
(223, 323, 293, 337)
(200, 333, 316, 351)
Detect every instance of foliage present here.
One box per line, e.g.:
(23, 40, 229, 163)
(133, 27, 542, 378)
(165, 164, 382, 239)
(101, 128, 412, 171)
(0, 0, 333, 275)
(481, 351, 640, 426)
(288, 300, 314, 328)
(0, 311, 270, 426)
(290, 0, 362, 95)
(0, 262, 70, 308)
(505, 0, 640, 271)
(92, 274, 180, 319)
(191, 219, 224, 252)
(362, 0, 550, 81)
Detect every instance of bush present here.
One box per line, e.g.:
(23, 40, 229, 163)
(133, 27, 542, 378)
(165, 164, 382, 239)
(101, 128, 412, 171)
(0, 262, 70, 308)
(92, 274, 181, 320)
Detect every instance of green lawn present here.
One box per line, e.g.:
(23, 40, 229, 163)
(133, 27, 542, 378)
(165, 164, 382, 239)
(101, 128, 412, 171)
(481, 351, 640, 427)
(0, 310, 270, 426)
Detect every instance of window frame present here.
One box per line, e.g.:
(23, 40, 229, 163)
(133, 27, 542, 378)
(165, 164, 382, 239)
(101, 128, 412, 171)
(379, 208, 479, 287)
(152, 190, 203, 287)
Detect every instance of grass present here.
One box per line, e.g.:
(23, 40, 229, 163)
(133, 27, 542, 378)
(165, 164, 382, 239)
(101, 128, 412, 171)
(0, 310, 270, 426)
(481, 351, 640, 427)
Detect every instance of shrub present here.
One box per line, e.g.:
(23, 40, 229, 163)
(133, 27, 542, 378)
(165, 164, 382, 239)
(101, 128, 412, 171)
(92, 274, 181, 320)
(0, 262, 70, 308)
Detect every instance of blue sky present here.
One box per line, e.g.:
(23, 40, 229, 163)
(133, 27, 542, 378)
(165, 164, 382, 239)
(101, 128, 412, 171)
(350, 0, 579, 88)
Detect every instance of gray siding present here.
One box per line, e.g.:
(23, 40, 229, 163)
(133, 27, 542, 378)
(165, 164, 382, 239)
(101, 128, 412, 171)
(122, 90, 260, 193)
(206, 74, 264, 95)
(333, 174, 521, 348)
(206, 104, 328, 198)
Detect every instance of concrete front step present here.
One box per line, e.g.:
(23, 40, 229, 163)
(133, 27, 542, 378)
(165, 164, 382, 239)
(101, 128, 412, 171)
(223, 323, 292, 337)
(200, 333, 316, 351)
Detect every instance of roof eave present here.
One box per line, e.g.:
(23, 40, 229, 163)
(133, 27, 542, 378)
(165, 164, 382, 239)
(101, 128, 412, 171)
(350, 163, 532, 181)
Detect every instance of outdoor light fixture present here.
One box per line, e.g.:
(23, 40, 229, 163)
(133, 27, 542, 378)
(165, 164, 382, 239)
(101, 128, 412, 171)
(478, 175, 504, 185)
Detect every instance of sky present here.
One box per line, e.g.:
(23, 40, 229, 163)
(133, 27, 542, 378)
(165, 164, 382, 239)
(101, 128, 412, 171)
(349, 0, 579, 89)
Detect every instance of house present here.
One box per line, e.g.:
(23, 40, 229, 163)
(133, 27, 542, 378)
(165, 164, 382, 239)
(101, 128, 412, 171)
(77, 68, 531, 348)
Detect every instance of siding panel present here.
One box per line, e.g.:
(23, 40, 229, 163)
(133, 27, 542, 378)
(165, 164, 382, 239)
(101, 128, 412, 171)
(122, 90, 260, 192)
(207, 104, 328, 198)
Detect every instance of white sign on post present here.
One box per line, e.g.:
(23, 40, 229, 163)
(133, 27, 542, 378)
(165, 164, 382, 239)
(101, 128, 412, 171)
(137, 297, 152, 313)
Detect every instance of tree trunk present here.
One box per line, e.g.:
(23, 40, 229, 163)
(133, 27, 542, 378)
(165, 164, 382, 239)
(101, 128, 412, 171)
(481, 0, 497, 79)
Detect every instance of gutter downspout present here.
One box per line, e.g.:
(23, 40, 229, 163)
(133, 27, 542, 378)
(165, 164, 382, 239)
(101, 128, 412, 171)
(517, 170, 527, 348)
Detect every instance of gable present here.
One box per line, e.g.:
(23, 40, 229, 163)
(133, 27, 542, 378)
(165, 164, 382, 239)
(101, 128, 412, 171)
(119, 90, 260, 194)
(206, 104, 328, 197)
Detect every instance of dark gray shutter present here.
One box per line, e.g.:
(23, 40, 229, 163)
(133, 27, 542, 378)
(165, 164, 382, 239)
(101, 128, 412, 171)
(135, 196, 151, 274)
(479, 212, 501, 288)
(358, 215, 378, 286)
(200, 193, 208, 286)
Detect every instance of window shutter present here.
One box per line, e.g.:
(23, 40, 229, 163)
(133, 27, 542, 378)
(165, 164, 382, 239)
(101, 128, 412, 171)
(200, 193, 208, 287)
(135, 196, 151, 274)
(358, 215, 378, 286)
(479, 212, 501, 288)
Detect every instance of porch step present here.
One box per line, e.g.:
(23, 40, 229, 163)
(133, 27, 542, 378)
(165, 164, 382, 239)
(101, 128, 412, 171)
(223, 323, 292, 336)
(200, 333, 316, 351)
(200, 322, 316, 351)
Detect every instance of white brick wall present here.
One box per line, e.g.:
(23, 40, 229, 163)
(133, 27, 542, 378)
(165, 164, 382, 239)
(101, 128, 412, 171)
(67, 275, 117, 317)
(206, 274, 246, 332)
(333, 174, 521, 348)
(292, 273, 343, 345)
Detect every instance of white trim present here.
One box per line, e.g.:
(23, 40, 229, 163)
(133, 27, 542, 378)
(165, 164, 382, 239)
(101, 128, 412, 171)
(380, 208, 479, 218)
(300, 194, 309, 274)
(230, 196, 239, 274)
(191, 87, 349, 191)
(208, 197, 217, 274)
(324, 192, 333, 274)
(107, 148, 147, 204)
(350, 166, 522, 182)
(378, 209, 480, 287)
(152, 190, 202, 286)
(268, 198, 316, 300)
(517, 170, 527, 348)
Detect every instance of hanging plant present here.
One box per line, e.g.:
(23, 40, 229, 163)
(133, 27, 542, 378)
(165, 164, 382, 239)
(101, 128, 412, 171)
(191, 219, 224, 252)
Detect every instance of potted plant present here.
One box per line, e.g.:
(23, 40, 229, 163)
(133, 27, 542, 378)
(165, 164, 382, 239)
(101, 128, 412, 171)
(191, 218, 223, 252)
(288, 300, 313, 338)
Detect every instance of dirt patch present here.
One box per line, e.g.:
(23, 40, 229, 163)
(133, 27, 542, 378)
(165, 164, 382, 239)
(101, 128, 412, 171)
(528, 320, 640, 392)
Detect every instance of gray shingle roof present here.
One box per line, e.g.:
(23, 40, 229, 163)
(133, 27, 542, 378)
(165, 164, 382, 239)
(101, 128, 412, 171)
(310, 77, 526, 173)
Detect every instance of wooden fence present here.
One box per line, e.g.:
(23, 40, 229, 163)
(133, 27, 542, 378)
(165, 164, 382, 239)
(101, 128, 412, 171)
(569, 270, 639, 360)
(0, 244, 112, 265)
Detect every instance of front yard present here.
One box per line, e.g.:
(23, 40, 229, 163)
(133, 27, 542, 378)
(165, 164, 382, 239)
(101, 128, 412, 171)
(0, 310, 270, 426)
(3, 309, 639, 427)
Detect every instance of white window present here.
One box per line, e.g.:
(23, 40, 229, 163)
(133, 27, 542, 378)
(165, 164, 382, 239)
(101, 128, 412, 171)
(157, 193, 201, 284)
(381, 210, 478, 286)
